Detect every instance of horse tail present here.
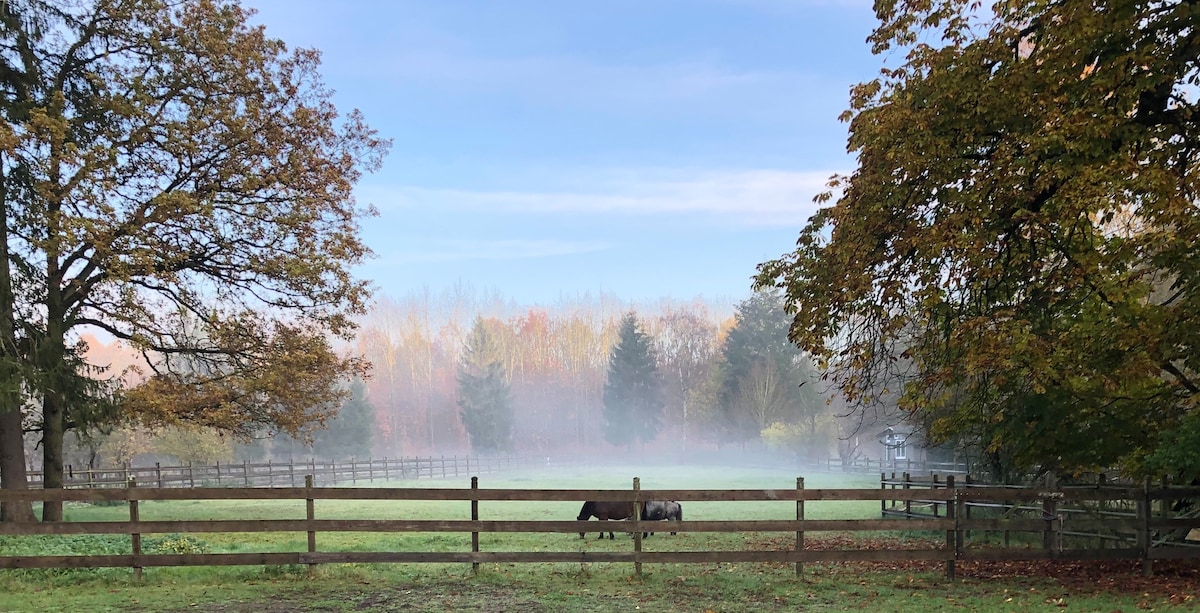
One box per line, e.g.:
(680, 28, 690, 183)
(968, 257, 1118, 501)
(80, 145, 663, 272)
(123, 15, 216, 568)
(673, 501, 682, 521)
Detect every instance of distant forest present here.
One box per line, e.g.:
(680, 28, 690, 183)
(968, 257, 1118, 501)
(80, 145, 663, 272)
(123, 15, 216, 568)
(55, 286, 886, 468)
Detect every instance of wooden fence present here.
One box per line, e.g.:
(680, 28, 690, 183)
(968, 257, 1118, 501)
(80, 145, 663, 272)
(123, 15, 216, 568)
(2, 477, 1199, 579)
(881, 472, 1200, 554)
(28, 456, 970, 489)
(27, 456, 565, 489)
(803, 457, 970, 475)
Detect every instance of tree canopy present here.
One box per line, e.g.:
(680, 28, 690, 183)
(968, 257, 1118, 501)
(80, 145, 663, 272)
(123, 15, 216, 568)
(0, 0, 388, 520)
(757, 0, 1200, 480)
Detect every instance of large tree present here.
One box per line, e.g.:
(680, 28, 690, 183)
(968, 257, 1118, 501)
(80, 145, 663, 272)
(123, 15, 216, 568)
(757, 0, 1200, 479)
(649, 306, 718, 450)
(717, 290, 821, 445)
(602, 312, 662, 448)
(1, 0, 387, 520)
(456, 316, 514, 454)
(311, 379, 374, 461)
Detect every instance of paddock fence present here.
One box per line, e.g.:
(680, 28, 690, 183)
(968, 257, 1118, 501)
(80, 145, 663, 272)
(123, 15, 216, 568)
(2, 477, 1199, 579)
(26, 456, 571, 489)
(881, 472, 1200, 554)
(26, 455, 970, 490)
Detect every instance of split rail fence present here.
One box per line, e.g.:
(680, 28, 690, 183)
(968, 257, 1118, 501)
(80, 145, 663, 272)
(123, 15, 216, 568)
(27, 456, 564, 489)
(881, 472, 1200, 556)
(29, 456, 969, 490)
(3, 476, 1199, 579)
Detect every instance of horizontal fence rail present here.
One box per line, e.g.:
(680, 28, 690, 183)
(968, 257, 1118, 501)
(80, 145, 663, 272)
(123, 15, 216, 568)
(26, 456, 972, 490)
(26, 456, 568, 489)
(3, 477, 1199, 579)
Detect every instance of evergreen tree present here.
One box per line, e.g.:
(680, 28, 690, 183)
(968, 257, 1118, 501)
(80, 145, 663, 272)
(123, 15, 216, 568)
(456, 317, 514, 454)
(602, 313, 663, 448)
(311, 379, 374, 460)
(718, 290, 821, 444)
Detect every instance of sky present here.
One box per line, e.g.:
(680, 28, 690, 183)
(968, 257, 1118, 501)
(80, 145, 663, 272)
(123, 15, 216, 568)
(244, 0, 883, 307)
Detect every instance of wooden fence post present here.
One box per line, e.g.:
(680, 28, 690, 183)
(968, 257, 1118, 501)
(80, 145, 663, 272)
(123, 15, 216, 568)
(128, 477, 142, 581)
(964, 474, 973, 544)
(932, 474, 941, 518)
(1042, 472, 1059, 555)
(471, 476, 480, 576)
(944, 475, 956, 580)
(903, 473, 911, 518)
(632, 477, 642, 578)
(187, 462, 195, 488)
(215, 461, 221, 486)
(796, 477, 805, 577)
(289, 459, 296, 487)
(306, 475, 317, 572)
(880, 472, 886, 516)
(1139, 477, 1153, 577)
(155, 463, 163, 489)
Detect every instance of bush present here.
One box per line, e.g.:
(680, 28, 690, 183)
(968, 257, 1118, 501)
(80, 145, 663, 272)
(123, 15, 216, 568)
(144, 535, 210, 555)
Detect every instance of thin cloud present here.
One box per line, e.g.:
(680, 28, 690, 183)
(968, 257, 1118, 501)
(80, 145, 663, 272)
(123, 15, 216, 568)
(367, 169, 840, 227)
(374, 239, 612, 264)
(340, 49, 840, 119)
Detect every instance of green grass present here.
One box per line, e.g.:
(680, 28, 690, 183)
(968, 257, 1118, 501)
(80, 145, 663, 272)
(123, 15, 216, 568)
(1, 465, 1194, 612)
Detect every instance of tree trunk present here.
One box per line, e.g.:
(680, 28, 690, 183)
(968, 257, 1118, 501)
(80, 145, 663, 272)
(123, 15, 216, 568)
(0, 153, 36, 523)
(0, 404, 36, 522)
(40, 393, 64, 521)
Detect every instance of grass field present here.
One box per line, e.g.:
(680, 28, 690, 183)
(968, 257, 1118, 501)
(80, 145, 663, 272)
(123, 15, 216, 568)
(1, 465, 1196, 612)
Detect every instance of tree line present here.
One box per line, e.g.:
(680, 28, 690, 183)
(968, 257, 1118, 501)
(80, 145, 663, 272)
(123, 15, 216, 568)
(353, 288, 841, 459)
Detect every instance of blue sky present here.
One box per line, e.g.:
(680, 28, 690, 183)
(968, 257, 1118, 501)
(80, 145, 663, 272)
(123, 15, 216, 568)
(245, 0, 882, 306)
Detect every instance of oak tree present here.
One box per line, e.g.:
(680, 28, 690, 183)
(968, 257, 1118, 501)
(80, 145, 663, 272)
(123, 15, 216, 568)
(0, 0, 387, 520)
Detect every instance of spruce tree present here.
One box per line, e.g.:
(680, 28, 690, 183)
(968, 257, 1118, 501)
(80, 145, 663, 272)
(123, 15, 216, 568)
(311, 379, 374, 460)
(718, 290, 821, 444)
(456, 317, 514, 454)
(602, 313, 663, 448)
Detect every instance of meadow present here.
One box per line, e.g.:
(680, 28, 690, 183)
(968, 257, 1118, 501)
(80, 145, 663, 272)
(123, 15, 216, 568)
(1, 464, 1195, 612)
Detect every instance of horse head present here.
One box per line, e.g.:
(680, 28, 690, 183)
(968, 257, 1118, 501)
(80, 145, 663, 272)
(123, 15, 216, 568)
(577, 501, 594, 538)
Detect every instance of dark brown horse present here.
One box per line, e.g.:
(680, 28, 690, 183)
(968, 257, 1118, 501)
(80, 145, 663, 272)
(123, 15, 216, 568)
(577, 501, 636, 539)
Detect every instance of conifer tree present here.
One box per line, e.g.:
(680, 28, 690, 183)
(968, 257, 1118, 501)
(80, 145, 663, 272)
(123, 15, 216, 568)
(456, 317, 514, 454)
(311, 379, 374, 460)
(718, 290, 821, 445)
(602, 313, 663, 448)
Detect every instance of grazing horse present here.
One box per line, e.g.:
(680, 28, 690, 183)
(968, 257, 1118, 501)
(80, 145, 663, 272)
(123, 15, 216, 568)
(641, 500, 683, 535)
(577, 501, 637, 539)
